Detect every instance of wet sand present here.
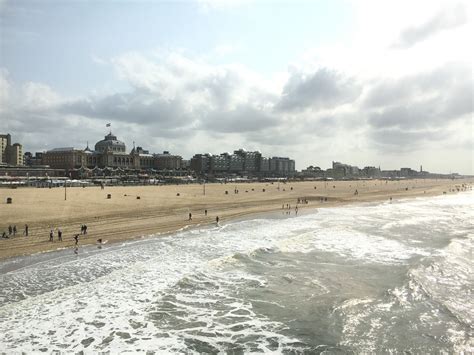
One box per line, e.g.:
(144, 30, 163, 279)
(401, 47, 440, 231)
(0, 179, 471, 260)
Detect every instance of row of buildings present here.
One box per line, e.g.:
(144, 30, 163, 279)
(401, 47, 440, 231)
(190, 150, 295, 177)
(2, 132, 460, 180)
(300, 161, 433, 179)
(1, 132, 295, 178)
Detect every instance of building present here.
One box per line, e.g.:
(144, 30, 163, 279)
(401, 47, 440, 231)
(332, 161, 359, 178)
(8, 143, 23, 166)
(0, 133, 24, 166)
(400, 167, 418, 177)
(269, 157, 296, 176)
(0, 134, 10, 164)
(42, 147, 85, 170)
(300, 166, 325, 178)
(361, 166, 380, 178)
(229, 152, 245, 173)
(24, 152, 44, 166)
(209, 153, 231, 173)
(190, 153, 211, 174)
(41, 131, 182, 173)
(154, 151, 183, 170)
(259, 157, 270, 173)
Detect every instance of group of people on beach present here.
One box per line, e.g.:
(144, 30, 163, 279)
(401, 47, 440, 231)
(49, 227, 63, 242)
(282, 203, 299, 216)
(1, 224, 29, 239)
(48, 224, 89, 244)
(188, 210, 220, 225)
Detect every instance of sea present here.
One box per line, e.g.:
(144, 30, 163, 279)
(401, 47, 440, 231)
(0, 191, 472, 353)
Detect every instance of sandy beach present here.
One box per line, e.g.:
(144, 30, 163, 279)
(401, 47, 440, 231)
(0, 179, 471, 260)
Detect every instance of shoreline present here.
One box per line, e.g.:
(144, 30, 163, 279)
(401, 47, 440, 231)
(1, 179, 472, 261)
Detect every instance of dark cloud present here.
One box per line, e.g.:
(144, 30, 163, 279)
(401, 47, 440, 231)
(276, 68, 361, 112)
(200, 105, 279, 133)
(363, 63, 470, 109)
(60, 90, 195, 130)
(368, 103, 438, 130)
(364, 63, 472, 134)
(189, 69, 243, 109)
(394, 3, 468, 48)
(369, 128, 446, 152)
(245, 126, 301, 146)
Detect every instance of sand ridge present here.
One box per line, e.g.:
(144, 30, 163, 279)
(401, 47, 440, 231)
(0, 179, 471, 260)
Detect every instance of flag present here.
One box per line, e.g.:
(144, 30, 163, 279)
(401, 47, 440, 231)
(106, 123, 111, 127)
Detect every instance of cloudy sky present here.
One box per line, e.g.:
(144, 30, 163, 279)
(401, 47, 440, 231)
(0, 0, 472, 173)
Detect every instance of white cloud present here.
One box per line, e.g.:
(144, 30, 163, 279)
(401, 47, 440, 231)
(90, 54, 108, 66)
(0, 68, 11, 113)
(21, 82, 61, 110)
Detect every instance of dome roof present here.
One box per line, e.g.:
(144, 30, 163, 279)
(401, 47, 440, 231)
(95, 132, 126, 153)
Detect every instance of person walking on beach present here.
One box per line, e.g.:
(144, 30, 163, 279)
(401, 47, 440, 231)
(189, 212, 192, 221)
(8, 225, 12, 236)
(74, 234, 79, 245)
(216, 216, 219, 225)
(49, 229, 54, 242)
(24, 224, 28, 237)
(205, 209, 208, 216)
(295, 206, 298, 215)
(84, 225, 87, 234)
(13, 225, 17, 236)
(58, 228, 62, 242)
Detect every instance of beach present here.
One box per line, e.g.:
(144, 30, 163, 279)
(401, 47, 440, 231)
(0, 179, 471, 260)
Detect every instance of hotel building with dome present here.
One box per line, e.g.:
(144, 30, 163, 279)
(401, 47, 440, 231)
(42, 131, 182, 173)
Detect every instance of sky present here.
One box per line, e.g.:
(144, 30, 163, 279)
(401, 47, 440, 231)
(0, 0, 472, 174)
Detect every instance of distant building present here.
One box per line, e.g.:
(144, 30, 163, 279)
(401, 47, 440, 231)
(24, 152, 44, 166)
(154, 151, 182, 170)
(190, 153, 211, 173)
(42, 147, 86, 170)
(0, 133, 24, 166)
(210, 153, 231, 173)
(400, 167, 418, 177)
(361, 166, 380, 178)
(332, 161, 359, 178)
(270, 157, 295, 176)
(229, 152, 245, 173)
(259, 157, 270, 173)
(42, 131, 182, 172)
(192, 149, 295, 177)
(301, 165, 325, 178)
